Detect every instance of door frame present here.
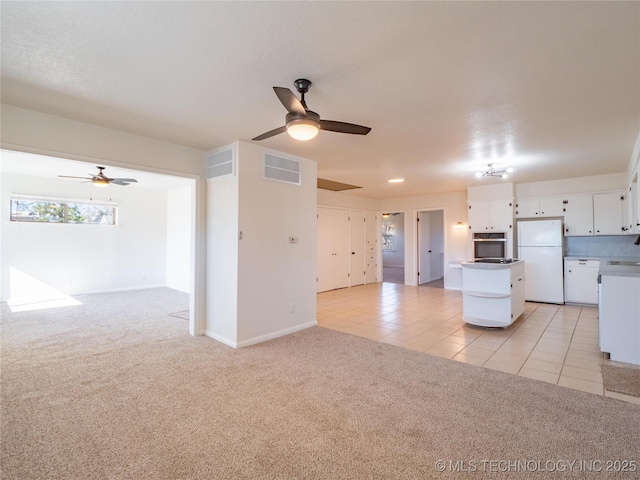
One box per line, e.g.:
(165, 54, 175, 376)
(380, 210, 407, 284)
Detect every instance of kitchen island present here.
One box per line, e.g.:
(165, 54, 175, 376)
(461, 260, 525, 327)
(598, 258, 640, 365)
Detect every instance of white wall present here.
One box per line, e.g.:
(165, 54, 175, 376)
(205, 142, 317, 348)
(468, 182, 514, 200)
(515, 173, 627, 198)
(1, 172, 167, 301)
(236, 142, 317, 346)
(380, 191, 469, 289)
(1, 104, 206, 334)
(206, 157, 239, 345)
(317, 189, 376, 210)
(166, 186, 192, 293)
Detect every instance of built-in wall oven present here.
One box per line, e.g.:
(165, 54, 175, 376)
(473, 232, 507, 262)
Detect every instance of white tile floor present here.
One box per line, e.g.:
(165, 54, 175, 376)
(317, 282, 640, 404)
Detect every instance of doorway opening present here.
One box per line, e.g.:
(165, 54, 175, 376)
(382, 212, 405, 284)
(417, 209, 445, 288)
(0, 150, 198, 333)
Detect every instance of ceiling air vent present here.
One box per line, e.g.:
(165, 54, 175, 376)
(262, 153, 300, 185)
(206, 148, 234, 179)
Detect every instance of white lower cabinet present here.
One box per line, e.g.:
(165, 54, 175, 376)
(599, 274, 640, 365)
(563, 258, 600, 304)
(461, 260, 525, 327)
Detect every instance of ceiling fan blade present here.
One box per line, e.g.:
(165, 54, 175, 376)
(252, 126, 287, 141)
(112, 178, 138, 183)
(273, 87, 306, 115)
(110, 180, 132, 186)
(319, 120, 371, 135)
(58, 175, 92, 180)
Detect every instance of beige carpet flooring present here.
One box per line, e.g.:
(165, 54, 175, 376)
(2, 288, 640, 479)
(602, 364, 640, 398)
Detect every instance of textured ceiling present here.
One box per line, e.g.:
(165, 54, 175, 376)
(1, 1, 638, 199)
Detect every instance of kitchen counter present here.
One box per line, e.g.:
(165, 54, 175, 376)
(598, 257, 640, 365)
(460, 260, 524, 270)
(461, 260, 525, 328)
(564, 256, 640, 277)
(597, 257, 640, 277)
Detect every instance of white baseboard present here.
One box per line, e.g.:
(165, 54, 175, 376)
(205, 331, 237, 348)
(237, 321, 317, 348)
(205, 321, 317, 349)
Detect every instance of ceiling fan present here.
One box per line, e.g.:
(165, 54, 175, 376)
(58, 166, 138, 188)
(252, 79, 371, 141)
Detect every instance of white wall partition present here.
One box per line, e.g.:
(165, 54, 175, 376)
(206, 142, 317, 348)
(166, 186, 192, 293)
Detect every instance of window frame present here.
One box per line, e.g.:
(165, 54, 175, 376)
(9, 194, 118, 225)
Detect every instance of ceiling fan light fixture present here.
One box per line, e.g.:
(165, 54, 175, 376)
(286, 118, 319, 141)
(93, 179, 110, 187)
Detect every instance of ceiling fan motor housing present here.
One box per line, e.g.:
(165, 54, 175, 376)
(286, 110, 320, 128)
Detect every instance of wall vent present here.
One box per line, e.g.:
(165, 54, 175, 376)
(206, 148, 234, 179)
(262, 153, 300, 185)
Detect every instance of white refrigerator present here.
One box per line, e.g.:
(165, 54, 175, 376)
(517, 219, 564, 304)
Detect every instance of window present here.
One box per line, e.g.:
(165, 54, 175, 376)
(382, 219, 395, 251)
(10, 196, 117, 225)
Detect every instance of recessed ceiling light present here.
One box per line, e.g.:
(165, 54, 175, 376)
(388, 178, 404, 183)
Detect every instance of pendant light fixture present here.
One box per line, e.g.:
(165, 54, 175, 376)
(475, 163, 514, 179)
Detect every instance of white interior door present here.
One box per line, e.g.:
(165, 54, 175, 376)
(317, 207, 335, 293)
(418, 211, 431, 285)
(429, 210, 444, 280)
(332, 209, 350, 289)
(350, 210, 366, 286)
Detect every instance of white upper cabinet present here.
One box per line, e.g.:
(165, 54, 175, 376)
(563, 194, 594, 236)
(623, 183, 635, 233)
(515, 197, 564, 218)
(468, 199, 513, 232)
(539, 197, 566, 217)
(630, 174, 640, 234)
(593, 192, 624, 235)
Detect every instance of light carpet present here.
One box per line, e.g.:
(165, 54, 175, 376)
(602, 364, 640, 398)
(2, 288, 640, 479)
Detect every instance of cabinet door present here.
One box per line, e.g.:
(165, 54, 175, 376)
(564, 262, 600, 304)
(349, 210, 366, 286)
(563, 195, 593, 236)
(635, 177, 640, 233)
(593, 192, 623, 235)
(489, 199, 513, 232)
(515, 198, 539, 218)
(539, 197, 565, 217)
(623, 184, 635, 233)
(467, 201, 491, 231)
(365, 211, 378, 283)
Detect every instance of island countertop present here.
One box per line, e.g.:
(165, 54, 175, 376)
(460, 260, 524, 270)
